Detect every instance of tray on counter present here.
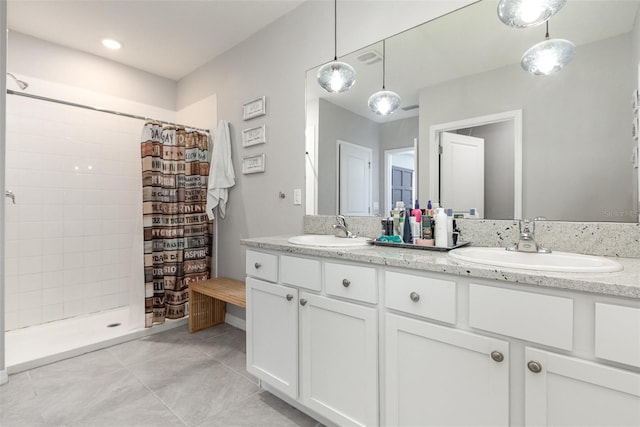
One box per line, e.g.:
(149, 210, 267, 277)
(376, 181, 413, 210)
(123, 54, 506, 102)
(370, 240, 470, 252)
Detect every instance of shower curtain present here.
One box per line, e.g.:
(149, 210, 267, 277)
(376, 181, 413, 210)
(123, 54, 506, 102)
(141, 123, 212, 327)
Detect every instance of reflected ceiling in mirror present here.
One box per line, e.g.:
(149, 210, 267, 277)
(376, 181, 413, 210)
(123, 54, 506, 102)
(306, 0, 640, 223)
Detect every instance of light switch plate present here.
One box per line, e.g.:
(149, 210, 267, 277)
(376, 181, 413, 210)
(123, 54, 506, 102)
(293, 188, 302, 205)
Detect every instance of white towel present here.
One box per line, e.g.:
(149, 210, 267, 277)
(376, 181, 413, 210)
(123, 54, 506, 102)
(206, 120, 235, 220)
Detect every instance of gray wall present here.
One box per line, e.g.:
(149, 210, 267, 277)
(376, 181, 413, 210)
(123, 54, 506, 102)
(318, 99, 380, 215)
(176, 0, 472, 295)
(457, 121, 514, 220)
(1, 0, 7, 381)
(419, 33, 635, 222)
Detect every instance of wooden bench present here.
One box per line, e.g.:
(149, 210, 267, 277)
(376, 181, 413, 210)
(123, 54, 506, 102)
(188, 277, 246, 333)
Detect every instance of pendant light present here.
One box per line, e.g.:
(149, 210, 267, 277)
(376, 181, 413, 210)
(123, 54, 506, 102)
(317, 0, 356, 93)
(368, 40, 401, 116)
(497, 0, 566, 28)
(521, 21, 575, 75)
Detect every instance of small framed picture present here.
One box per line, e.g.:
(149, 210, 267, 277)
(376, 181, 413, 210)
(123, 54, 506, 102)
(242, 96, 267, 120)
(242, 153, 266, 174)
(242, 125, 266, 147)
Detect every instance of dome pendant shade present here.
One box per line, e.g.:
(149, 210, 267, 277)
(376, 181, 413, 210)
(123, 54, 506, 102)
(497, 0, 567, 28)
(368, 90, 401, 116)
(520, 38, 575, 75)
(317, 61, 357, 93)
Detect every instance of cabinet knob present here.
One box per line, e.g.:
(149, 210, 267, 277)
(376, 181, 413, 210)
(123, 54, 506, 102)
(490, 351, 505, 363)
(527, 360, 542, 373)
(409, 292, 420, 302)
(342, 279, 351, 288)
(286, 294, 293, 301)
(300, 299, 307, 306)
(254, 262, 262, 269)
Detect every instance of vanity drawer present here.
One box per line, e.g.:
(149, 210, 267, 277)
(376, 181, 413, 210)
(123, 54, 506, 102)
(469, 284, 573, 350)
(595, 303, 640, 368)
(385, 271, 456, 324)
(246, 250, 278, 283)
(281, 255, 321, 291)
(324, 262, 377, 304)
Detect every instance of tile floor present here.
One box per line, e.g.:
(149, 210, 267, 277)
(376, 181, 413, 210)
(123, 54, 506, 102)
(0, 324, 323, 426)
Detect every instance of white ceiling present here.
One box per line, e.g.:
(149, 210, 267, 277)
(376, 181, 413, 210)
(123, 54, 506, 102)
(7, 0, 306, 81)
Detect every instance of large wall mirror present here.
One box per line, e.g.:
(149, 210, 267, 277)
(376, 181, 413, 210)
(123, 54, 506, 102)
(305, 0, 640, 223)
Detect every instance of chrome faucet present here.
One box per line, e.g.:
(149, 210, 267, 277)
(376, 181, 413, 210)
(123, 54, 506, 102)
(507, 218, 551, 253)
(333, 215, 357, 238)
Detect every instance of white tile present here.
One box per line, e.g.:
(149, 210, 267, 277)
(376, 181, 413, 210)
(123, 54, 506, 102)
(42, 221, 64, 238)
(5, 291, 18, 311)
(63, 236, 84, 253)
(18, 239, 43, 258)
(18, 205, 43, 222)
(42, 253, 64, 272)
(5, 168, 20, 187)
(83, 267, 102, 283)
(41, 188, 65, 204)
(18, 308, 42, 328)
(63, 284, 84, 302)
(63, 188, 84, 204)
(19, 256, 42, 274)
(63, 299, 84, 318)
(19, 222, 43, 240)
(63, 220, 84, 237)
(102, 235, 120, 250)
(19, 290, 42, 310)
(5, 239, 19, 259)
(18, 151, 44, 171)
(43, 204, 64, 219)
(85, 297, 103, 314)
(4, 205, 19, 223)
(42, 288, 64, 305)
(102, 249, 119, 265)
(5, 310, 19, 331)
(19, 186, 44, 204)
(18, 273, 42, 292)
(83, 251, 102, 267)
(102, 294, 121, 310)
(64, 253, 83, 270)
(42, 238, 64, 255)
(83, 236, 103, 251)
(63, 268, 83, 286)
(83, 205, 103, 220)
(63, 205, 84, 221)
(83, 220, 103, 236)
(5, 222, 19, 241)
(83, 189, 103, 205)
(43, 171, 66, 188)
(84, 281, 103, 298)
(42, 304, 64, 323)
(43, 271, 64, 289)
(5, 258, 18, 277)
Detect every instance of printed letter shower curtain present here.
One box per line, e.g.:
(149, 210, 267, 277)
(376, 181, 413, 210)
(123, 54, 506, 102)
(141, 123, 212, 327)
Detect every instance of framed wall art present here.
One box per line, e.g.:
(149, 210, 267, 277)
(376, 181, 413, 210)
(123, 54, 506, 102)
(242, 96, 266, 120)
(242, 124, 266, 147)
(242, 153, 266, 174)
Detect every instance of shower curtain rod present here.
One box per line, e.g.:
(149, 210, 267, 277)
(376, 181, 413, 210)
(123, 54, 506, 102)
(6, 89, 210, 133)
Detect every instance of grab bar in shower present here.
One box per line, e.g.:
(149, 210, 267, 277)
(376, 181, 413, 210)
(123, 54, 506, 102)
(5, 190, 15, 204)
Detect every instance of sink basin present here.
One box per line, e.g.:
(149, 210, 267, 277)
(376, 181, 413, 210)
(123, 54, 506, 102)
(288, 234, 371, 248)
(448, 247, 623, 273)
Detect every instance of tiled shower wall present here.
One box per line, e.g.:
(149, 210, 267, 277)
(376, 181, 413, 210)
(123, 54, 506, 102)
(4, 93, 145, 330)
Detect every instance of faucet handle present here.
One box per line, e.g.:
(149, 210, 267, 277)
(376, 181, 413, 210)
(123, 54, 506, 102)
(520, 219, 533, 234)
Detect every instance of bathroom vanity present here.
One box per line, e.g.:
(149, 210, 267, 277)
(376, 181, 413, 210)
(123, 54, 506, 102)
(241, 235, 640, 427)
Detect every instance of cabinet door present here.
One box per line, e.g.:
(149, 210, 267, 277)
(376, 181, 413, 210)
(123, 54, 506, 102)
(300, 293, 378, 427)
(525, 347, 640, 427)
(385, 313, 509, 427)
(246, 277, 298, 398)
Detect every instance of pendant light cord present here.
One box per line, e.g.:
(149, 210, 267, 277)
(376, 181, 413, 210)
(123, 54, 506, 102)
(382, 39, 387, 90)
(333, 0, 338, 61)
(545, 21, 550, 39)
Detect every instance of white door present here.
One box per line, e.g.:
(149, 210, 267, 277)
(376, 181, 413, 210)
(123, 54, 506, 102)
(385, 313, 509, 427)
(525, 347, 640, 426)
(246, 277, 299, 399)
(339, 141, 372, 216)
(440, 132, 484, 217)
(300, 292, 378, 427)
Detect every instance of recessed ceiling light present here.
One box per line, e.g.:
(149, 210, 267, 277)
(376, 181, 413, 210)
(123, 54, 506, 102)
(102, 38, 122, 50)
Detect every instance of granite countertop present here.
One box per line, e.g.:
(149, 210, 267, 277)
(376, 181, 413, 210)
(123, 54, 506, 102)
(241, 235, 640, 299)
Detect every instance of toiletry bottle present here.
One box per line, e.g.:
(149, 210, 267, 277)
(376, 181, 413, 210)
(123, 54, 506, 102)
(426, 200, 433, 216)
(446, 208, 454, 246)
(403, 208, 413, 243)
(422, 215, 434, 245)
(435, 207, 448, 248)
(412, 200, 421, 223)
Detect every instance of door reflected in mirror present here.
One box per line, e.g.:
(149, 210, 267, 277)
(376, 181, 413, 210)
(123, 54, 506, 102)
(305, 0, 640, 223)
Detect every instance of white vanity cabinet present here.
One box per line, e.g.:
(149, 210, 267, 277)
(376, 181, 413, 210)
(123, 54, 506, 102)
(245, 250, 379, 427)
(385, 313, 509, 426)
(525, 347, 640, 426)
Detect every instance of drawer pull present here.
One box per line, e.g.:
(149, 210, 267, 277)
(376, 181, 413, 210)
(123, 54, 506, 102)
(491, 351, 505, 363)
(300, 299, 308, 306)
(409, 292, 420, 302)
(342, 279, 351, 288)
(527, 360, 542, 373)
(254, 262, 262, 269)
(286, 294, 293, 301)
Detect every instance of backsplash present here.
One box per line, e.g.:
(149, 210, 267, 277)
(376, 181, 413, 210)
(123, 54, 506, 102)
(303, 215, 640, 258)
